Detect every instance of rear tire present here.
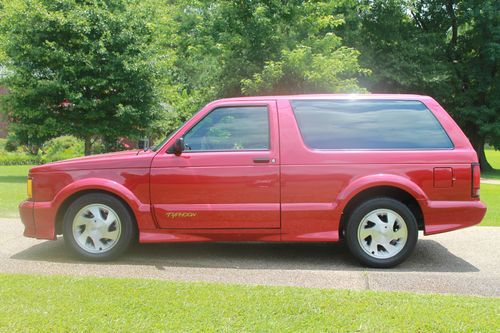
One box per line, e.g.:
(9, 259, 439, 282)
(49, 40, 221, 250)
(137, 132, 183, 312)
(345, 197, 418, 268)
(63, 193, 136, 261)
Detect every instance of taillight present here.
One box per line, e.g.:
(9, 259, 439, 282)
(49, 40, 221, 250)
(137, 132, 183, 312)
(471, 163, 480, 198)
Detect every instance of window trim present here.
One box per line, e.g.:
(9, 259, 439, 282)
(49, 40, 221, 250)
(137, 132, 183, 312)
(170, 104, 272, 153)
(290, 99, 455, 151)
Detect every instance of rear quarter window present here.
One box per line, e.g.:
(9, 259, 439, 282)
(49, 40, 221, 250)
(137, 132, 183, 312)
(290, 100, 453, 150)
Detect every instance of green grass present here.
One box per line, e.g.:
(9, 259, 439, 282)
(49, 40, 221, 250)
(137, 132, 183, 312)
(0, 165, 31, 218)
(483, 148, 500, 180)
(0, 274, 498, 332)
(480, 184, 500, 226)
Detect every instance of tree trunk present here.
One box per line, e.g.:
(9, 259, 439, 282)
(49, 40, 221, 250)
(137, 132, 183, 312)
(470, 136, 493, 172)
(84, 137, 92, 156)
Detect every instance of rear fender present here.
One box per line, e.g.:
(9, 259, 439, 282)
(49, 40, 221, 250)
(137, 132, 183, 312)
(335, 174, 428, 213)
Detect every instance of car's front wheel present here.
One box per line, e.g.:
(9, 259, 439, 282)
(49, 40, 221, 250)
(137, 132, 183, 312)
(63, 193, 136, 261)
(345, 197, 418, 268)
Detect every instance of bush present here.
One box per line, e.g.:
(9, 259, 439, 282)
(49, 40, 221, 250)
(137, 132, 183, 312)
(4, 134, 19, 152)
(40, 136, 84, 163)
(0, 135, 84, 165)
(0, 152, 41, 165)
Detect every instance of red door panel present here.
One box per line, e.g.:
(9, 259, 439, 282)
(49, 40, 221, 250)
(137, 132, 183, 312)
(151, 101, 280, 229)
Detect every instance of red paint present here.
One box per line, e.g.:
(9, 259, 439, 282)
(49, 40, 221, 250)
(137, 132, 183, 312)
(19, 94, 486, 243)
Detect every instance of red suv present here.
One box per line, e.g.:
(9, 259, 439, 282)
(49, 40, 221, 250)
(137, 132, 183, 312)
(19, 94, 486, 267)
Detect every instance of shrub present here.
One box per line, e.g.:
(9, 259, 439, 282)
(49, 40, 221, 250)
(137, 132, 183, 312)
(0, 152, 41, 165)
(4, 134, 19, 152)
(40, 136, 84, 163)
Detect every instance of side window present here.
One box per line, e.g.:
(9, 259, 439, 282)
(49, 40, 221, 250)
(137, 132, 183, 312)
(183, 106, 270, 151)
(291, 100, 453, 149)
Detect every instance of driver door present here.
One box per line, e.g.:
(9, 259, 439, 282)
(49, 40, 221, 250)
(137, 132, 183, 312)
(150, 100, 280, 229)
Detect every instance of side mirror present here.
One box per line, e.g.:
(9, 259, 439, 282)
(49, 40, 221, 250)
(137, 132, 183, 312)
(168, 137, 185, 155)
(138, 137, 149, 151)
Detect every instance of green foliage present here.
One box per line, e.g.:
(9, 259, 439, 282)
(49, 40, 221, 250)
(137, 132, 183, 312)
(39, 135, 83, 163)
(0, 135, 83, 165)
(0, 0, 163, 154)
(0, 274, 499, 331)
(155, 0, 368, 135)
(4, 134, 18, 152)
(339, 0, 499, 170)
(0, 152, 40, 166)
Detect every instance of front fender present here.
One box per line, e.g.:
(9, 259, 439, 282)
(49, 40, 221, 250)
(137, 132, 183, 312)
(50, 178, 156, 232)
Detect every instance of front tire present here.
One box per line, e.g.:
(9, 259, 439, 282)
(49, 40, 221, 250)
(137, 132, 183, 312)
(346, 198, 418, 268)
(63, 193, 136, 261)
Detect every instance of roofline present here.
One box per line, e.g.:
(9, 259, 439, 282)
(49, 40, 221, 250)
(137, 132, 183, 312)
(215, 94, 432, 103)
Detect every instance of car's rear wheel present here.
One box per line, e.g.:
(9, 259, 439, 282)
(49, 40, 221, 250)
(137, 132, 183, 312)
(63, 193, 136, 261)
(345, 197, 418, 268)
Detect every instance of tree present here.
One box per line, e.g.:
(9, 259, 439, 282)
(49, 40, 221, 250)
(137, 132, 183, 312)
(158, 0, 368, 132)
(0, 0, 162, 155)
(339, 0, 499, 170)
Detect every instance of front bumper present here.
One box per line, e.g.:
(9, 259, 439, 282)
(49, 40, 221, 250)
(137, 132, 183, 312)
(423, 200, 487, 235)
(19, 200, 57, 240)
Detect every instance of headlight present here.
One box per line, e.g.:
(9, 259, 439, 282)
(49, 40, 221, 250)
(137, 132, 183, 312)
(27, 178, 32, 199)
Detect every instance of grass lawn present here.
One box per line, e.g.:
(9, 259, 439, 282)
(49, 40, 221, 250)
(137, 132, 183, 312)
(0, 165, 31, 218)
(483, 148, 500, 179)
(0, 274, 498, 332)
(480, 184, 500, 226)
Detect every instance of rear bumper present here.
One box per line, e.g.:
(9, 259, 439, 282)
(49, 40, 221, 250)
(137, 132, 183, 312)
(423, 200, 487, 235)
(19, 200, 57, 240)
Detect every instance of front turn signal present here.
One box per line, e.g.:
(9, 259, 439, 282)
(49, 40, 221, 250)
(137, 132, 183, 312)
(27, 178, 32, 199)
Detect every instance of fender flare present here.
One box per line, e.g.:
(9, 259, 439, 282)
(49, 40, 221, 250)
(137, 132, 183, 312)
(52, 178, 151, 228)
(334, 174, 428, 213)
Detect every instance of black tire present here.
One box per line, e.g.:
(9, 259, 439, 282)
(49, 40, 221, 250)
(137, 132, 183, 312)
(63, 193, 136, 261)
(345, 197, 418, 268)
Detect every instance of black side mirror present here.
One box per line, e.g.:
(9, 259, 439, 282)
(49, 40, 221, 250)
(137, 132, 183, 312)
(168, 137, 185, 155)
(138, 138, 149, 151)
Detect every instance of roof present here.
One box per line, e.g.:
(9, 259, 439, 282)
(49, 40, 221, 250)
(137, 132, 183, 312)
(215, 94, 431, 103)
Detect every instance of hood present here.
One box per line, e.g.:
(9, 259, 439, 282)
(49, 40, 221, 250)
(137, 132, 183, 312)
(31, 149, 156, 173)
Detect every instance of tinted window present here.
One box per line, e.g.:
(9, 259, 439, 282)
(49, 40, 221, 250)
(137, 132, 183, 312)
(291, 100, 453, 149)
(184, 106, 269, 151)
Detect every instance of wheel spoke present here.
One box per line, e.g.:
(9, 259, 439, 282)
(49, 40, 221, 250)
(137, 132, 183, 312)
(77, 229, 90, 245)
(104, 211, 116, 226)
(386, 211, 397, 227)
(89, 234, 105, 251)
(74, 215, 93, 228)
(101, 229, 118, 241)
(367, 212, 384, 225)
(89, 206, 102, 220)
(359, 226, 373, 240)
(390, 227, 405, 239)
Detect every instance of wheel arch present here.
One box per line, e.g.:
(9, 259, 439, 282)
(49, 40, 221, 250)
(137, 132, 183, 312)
(52, 178, 145, 235)
(55, 189, 139, 235)
(336, 176, 426, 238)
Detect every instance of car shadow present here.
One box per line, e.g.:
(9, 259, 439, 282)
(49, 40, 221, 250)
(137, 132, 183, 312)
(10, 238, 479, 273)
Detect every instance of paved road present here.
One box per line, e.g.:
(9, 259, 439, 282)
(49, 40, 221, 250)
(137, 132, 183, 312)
(1, 218, 498, 297)
(481, 178, 500, 185)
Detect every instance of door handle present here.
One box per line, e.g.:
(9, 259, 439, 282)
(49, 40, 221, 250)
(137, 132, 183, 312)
(253, 157, 270, 163)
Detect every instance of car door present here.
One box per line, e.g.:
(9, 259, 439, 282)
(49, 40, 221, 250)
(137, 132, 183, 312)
(150, 100, 280, 229)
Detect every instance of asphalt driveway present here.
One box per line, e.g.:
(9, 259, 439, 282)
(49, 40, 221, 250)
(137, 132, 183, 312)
(1, 218, 498, 297)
